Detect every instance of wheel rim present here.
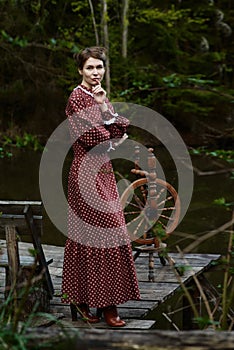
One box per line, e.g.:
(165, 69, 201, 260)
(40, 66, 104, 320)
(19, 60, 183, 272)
(120, 178, 181, 245)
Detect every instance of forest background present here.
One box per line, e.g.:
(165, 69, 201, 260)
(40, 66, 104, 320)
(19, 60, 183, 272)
(0, 0, 233, 149)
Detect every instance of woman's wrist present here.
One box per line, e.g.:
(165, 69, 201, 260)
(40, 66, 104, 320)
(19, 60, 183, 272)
(99, 101, 108, 112)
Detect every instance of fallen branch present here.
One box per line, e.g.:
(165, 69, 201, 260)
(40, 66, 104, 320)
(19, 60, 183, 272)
(183, 215, 234, 253)
(193, 166, 234, 176)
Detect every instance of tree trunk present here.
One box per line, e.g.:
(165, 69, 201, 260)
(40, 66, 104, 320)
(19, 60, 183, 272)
(88, 0, 99, 45)
(101, 0, 111, 95)
(122, 0, 130, 58)
(26, 328, 234, 350)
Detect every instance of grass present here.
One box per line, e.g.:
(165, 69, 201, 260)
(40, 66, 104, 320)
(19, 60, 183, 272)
(0, 250, 78, 350)
(170, 208, 234, 330)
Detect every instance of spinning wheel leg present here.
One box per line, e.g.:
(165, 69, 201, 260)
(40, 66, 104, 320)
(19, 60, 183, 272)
(158, 252, 167, 266)
(133, 250, 141, 261)
(158, 243, 176, 267)
(148, 252, 155, 282)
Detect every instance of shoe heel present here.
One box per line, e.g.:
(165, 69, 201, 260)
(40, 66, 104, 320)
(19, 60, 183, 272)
(70, 303, 78, 321)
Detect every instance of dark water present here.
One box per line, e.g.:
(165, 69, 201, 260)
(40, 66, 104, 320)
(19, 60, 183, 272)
(0, 146, 233, 254)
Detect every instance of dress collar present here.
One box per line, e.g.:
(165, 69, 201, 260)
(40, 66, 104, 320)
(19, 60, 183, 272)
(75, 84, 94, 97)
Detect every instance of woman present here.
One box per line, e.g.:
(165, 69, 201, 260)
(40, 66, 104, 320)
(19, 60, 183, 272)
(61, 46, 140, 327)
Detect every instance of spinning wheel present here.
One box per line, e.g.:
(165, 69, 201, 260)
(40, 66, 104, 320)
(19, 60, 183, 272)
(120, 147, 181, 281)
(121, 177, 180, 245)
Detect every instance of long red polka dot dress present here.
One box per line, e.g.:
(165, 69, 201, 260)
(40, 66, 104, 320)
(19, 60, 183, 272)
(61, 84, 140, 308)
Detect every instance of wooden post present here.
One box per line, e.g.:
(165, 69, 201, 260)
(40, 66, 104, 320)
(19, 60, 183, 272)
(24, 204, 54, 298)
(5, 225, 20, 301)
(0, 201, 54, 316)
(147, 148, 158, 218)
(134, 145, 140, 171)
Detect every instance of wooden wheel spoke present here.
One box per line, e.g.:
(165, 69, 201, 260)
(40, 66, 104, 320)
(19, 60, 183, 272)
(126, 202, 143, 210)
(128, 216, 146, 238)
(155, 187, 167, 199)
(125, 201, 142, 210)
(157, 220, 167, 230)
(157, 196, 173, 207)
(159, 214, 174, 221)
(155, 205, 174, 214)
(127, 212, 145, 227)
(124, 210, 142, 216)
(161, 206, 176, 211)
(133, 194, 145, 208)
(157, 187, 167, 195)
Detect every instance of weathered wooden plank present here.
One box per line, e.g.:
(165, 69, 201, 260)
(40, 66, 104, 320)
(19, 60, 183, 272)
(0, 253, 36, 267)
(136, 268, 204, 283)
(0, 200, 42, 214)
(50, 303, 149, 319)
(134, 254, 220, 266)
(0, 201, 42, 235)
(0, 219, 42, 235)
(51, 296, 156, 310)
(0, 200, 42, 205)
(48, 268, 63, 276)
(51, 318, 156, 330)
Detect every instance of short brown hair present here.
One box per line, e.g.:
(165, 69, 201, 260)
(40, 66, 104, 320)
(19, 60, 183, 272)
(74, 46, 107, 70)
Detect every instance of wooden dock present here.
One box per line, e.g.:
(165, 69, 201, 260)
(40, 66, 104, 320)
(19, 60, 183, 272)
(0, 240, 220, 331)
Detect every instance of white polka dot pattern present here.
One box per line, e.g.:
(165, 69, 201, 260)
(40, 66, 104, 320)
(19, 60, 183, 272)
(61, 85, 140, 307)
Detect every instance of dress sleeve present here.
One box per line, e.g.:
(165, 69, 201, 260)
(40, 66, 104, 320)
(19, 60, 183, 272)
(102, 103, 130, 138)
(66, 94, 111, 150)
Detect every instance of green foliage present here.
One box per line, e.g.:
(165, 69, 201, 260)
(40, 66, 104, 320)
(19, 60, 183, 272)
(213, 198, 234, 213)
(0, 147, 12, 158)
(137, 6, 207, 28)
(194, 316, 220, 329)
(2, 133, 44, 152)
(1, 30, 28, 47)
(162, 73, 217, 88)
(162, 73, 182, 88)
(152, 222, 167, 240)
(214, 197, 228, 206)
(190, 147, 234, 163)
(174, 264, 192, 276)
(0, 0, 233, 146)
(1, 29, 79, 52)
(0, 261, 73, 349)
(71, 1, 89, 13)
(0, 298, 69, 349)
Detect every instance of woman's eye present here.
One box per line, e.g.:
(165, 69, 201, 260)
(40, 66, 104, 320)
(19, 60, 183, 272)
(85, 65, 104, 70)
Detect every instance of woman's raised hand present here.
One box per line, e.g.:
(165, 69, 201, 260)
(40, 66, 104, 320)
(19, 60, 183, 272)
(92, 84, 107, 105)
(92, 83, 108, 112)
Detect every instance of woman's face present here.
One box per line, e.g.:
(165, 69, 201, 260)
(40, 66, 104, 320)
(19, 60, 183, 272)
(79, 57, 105, 88)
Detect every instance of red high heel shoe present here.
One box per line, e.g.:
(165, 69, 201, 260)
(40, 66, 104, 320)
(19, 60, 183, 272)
(100, 305, 126, 327)
(70, 303, 100, 323)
